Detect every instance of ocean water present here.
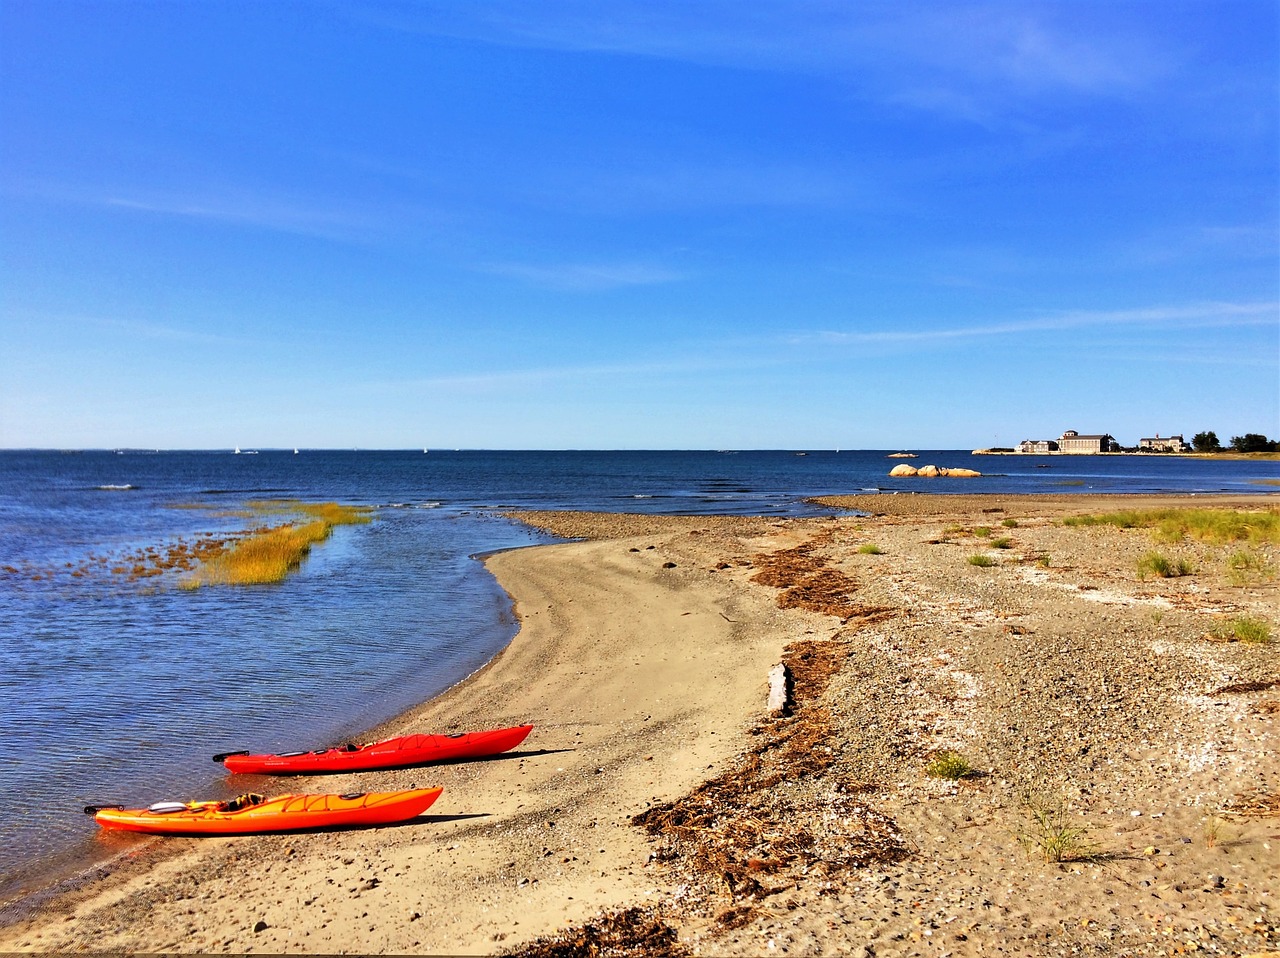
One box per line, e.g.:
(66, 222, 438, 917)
(1, 448, 1276, 903)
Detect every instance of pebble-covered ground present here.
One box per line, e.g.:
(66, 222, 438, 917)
(512, 495, 1279, 957)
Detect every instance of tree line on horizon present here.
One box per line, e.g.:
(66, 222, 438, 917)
(1191, 431, 1278, 453)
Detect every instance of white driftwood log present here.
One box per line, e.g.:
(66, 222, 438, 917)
(767, 662, 791, 714)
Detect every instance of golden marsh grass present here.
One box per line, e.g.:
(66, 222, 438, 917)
(181, 501, 373, 589)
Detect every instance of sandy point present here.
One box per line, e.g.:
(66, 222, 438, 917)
(1, 495, 1277, 956)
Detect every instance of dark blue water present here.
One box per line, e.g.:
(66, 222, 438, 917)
(1, 448, 1276, 901)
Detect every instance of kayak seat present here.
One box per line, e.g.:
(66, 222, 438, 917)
(222, 793, 266, 812)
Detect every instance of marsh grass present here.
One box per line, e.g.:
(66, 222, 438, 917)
(990, 537, 1013, 549)
(181, 501, 373, 588)
(968, 554, 996, 567)
(857, 543, 884, 555)
(1136, 551, 1194, 580)
(1064, 508, 1280, 545)
(1001, 518, 1019, 528)
(1016, 789, 1097, 863)
(925, 751, 974, 780)
(973, 526, 992, 538)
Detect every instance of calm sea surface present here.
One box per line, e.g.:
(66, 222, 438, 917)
(1, 449, 1276, 902)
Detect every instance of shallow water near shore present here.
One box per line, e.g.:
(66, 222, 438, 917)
(1, 448, 1275, 903)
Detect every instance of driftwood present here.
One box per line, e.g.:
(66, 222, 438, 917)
(767, 662, 792, 715)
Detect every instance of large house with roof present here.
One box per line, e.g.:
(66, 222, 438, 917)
(1056, 430, 1119, 453)
(1138, 434, 1190, 453)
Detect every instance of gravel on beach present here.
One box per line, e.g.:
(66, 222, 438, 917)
(2, 494, 1276, 957)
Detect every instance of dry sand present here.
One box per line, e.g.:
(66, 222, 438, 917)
(1, 493, 1277, 956)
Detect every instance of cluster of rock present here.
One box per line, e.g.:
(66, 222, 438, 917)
(888, 463, 982, 478)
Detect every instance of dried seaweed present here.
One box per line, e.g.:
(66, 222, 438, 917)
(751, 536, 894, 623)
(509, 907, 688, 958)
(1223, 789, 1280, 818)
(630, 636, 910, 911)
(750, 541, 830, 588)
(1211, 679, 1280, 695)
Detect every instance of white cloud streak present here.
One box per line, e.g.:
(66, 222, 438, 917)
(478, 260, 686, 291)
(795, 302, 1279, 345)
(350, 1, 1170, 119)
(5, 177, 377, 242)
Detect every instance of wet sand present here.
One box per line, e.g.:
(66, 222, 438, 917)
(1, 494, 1277, 956)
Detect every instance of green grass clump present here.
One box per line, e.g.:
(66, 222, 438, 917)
(968, 554, 996, 567)
(1136, 551, 1194, 580)
(1064, 508, 1280, 545)
(925, 751, 974, 780)
(991, 537, 1013, 549)
(1017, 789, 1096, 863)
(973, 526, 992, 537)
(1001, 518, 1019, 528)
(857, 543, 884, 555)
(1213, 616, 1272, 644)
(1227, 550, 1275, 587)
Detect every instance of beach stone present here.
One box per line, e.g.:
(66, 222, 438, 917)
(942, 468, 982, 477)
(917, 464, 941, 477)
(889, 464, 918, 477)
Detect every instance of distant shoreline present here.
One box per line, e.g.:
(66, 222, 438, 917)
(971, 448, 1280, 461)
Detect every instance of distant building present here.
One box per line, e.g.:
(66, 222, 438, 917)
(1139, 434, 1189, 453)
(1058, 430, 1119, 454)
(1017, 439, 1059, 454)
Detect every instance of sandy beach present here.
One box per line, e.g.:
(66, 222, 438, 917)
(1, 493, 1277, 956)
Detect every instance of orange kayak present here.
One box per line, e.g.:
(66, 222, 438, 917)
(86, 787, 443, 835)
(215, 723, 533, 775)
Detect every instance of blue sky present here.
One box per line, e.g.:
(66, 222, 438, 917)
(2, 1, 1277, 449)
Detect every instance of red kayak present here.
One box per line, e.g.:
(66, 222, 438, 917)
(214, 723, 533, 774)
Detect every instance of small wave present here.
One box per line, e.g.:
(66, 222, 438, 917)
(96, 484, 135, 491)
(419, 501, 443, 509)
(631, 494, 653, 499)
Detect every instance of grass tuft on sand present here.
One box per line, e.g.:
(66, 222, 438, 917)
(1016, 789, 1097, 863)
(925, 751, 975, 780)
(1211, 615, 1273, 645)
(1136, 551, 1195, 580)
(1063, 508, 1280, 544)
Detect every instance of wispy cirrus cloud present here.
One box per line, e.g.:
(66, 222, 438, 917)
(3, 307, 254, 348)
(100, 190, 374, 242)
(479, 259, 687, 291)
(349, 1, 1171, 118)
(794, 301, 1278, 346)
(359, 353, 775, 394)
(6, 176, 377, 242)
